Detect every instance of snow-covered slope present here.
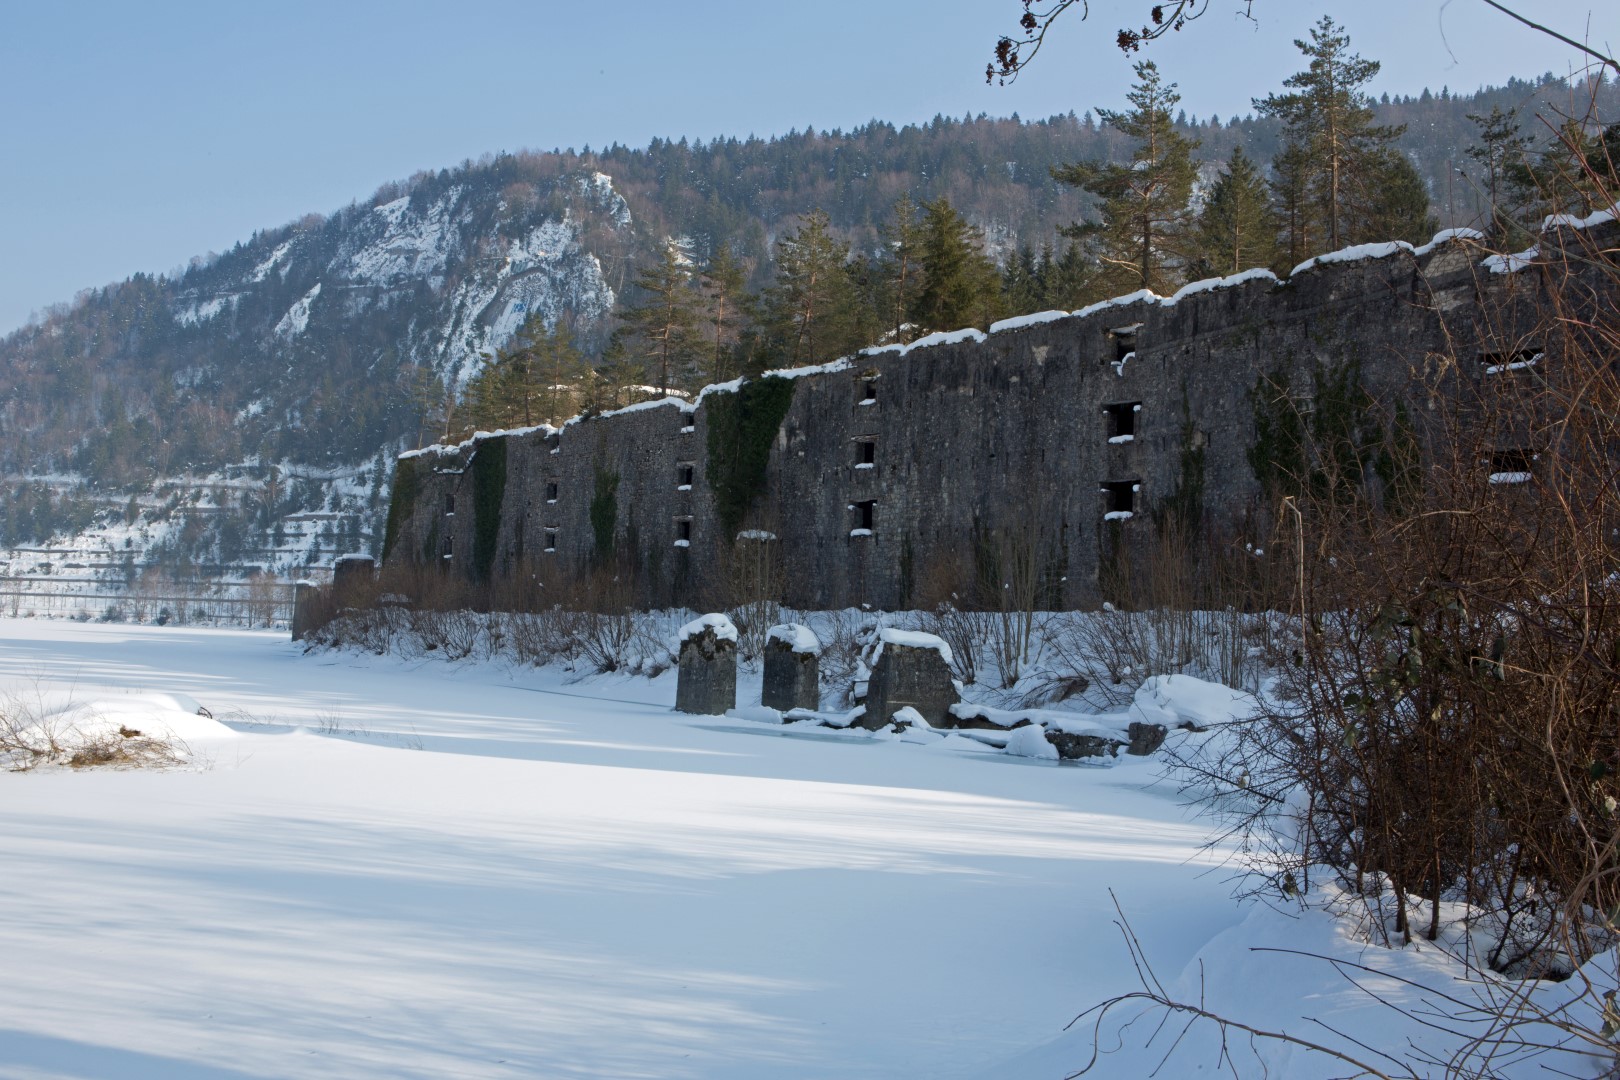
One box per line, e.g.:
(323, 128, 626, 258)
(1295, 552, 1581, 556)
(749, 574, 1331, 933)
(0, 161, 638, 578)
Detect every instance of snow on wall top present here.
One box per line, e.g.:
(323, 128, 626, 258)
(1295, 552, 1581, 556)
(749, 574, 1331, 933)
(767, 623, 821, 654)
(872, 627, 953, 666)
(1488, 209, 1617, 275)
(397, 225, 1523, 464)
(678, 612, 739, 644)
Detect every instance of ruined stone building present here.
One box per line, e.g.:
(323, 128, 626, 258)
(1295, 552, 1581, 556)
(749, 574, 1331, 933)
(379, 220, 1616, 611)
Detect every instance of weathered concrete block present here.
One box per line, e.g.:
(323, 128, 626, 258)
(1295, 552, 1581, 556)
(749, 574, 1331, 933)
(675, 613, 738, 715)
(762, 623, 821, 712)
(332, 554, 375, 597)
(860, 628, 958, 730)
(290, 581, 322, 641)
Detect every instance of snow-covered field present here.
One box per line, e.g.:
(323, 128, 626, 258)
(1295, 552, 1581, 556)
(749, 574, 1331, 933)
(1, 619, 1611, 1079)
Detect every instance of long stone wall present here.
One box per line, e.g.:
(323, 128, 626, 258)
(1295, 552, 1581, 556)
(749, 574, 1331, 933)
(380, 225, 1603, 611)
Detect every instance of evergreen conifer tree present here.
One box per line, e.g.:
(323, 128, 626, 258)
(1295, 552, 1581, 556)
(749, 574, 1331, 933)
(614, 241, 703, 394)
(1052, 60, 1199, 296)
(1364, 150, 1439, 245)
(910, 197, 1002, 332)
(1193, 146, 1281, 277)
(1465, 105, 1532, 240)
(877, 194, 926, 344)
(760, 210, 863, 367)
(1255, 17, 1409, 251)
(699, 243, 749, 386)
(1271, 143, 1315, 268)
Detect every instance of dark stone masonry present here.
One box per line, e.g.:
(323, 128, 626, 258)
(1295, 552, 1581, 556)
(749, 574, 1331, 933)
(675, 615, 738, 715)
(380, 226, 1614, 611)
(761, 624, 821, 712)
(861, 630, 960, 730)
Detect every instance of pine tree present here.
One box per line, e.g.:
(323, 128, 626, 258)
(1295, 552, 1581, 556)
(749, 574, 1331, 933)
(1364, 150, 1439, 245)
(1002, 244, 1043, 316)
(532, 322, 589, 425)
(1465, 105, 1532, 240)
(877, 194, 927, 344)
(1510, 119, 1620, 221)
(909, 197, 1002, 332)
(1256, 17, 1409, 251)
(1052, 60, 1199, 295)
(760, 210, 863, 367)
(614, 241, 703, 394)
(1193, 146, 1280, 277)
(462, 317, 591, 431)
(699, 243, 749, 386)
(1271, 142, 1315, 268)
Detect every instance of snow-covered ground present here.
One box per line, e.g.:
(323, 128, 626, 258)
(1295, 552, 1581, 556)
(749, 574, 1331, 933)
(1, 619, 1611, 1079)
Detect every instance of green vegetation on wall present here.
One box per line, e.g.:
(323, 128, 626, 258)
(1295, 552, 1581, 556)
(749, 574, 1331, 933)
(704, 375, 797, 540)
(1374, 399, 1423, 516)
(1249, 368, 1309, 502)
(1156, 385, 1206, 537)
(591, 468, 620, 557)
(470, 437, 508, 582)
(1249, 360, 1383, 505)
(380, 456, 421, 562)
(1306, 359, 1375, 501)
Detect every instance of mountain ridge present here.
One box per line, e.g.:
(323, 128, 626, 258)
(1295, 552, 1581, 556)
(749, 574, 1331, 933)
(1, 70, 1611, 585)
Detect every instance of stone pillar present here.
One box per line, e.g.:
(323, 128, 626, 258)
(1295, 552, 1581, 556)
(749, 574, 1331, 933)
(290, 581, 321, 641)
(332, 554, 375, 603)
(675, 613, 738, 715)
(860, 629, 959, 729)
(762, 623, 820, 712)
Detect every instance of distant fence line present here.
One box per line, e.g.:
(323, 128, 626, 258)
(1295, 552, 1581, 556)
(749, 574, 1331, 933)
(0, 579, 297, 629)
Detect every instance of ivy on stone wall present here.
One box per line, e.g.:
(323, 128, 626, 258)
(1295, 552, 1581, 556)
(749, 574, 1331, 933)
(1249, 368, 1309, 502)
(380, 456, 421, 562)
(591, 468, 620, 557)
(1374, 399, 1423, 516)
(704, 375, 797, 540)
(1249, 361, 1383, 505)
(1307, 359, 1376, 501)
(1156, 385, 1206, 537)
(470, 437, 507, 582)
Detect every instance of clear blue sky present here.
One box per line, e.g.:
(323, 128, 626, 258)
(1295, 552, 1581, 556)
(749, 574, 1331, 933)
(0, 0, 1611, 334)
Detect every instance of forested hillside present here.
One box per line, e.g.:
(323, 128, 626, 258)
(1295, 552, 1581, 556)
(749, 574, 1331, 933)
(0, 66, 1612, 578)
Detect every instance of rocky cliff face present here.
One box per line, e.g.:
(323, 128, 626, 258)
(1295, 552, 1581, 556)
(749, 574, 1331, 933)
(0, 160, 637, 583)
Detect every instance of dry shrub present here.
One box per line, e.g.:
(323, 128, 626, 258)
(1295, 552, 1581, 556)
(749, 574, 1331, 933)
(1161, 194, 1620, 1076)
(1, 691, 188, 772)
(1033, 520, 1280, 706)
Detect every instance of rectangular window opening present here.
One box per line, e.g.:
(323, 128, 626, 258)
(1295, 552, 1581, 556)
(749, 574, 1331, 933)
(1109, 324, 1140, 363)
(1100, 480, 1138, 519)
(677, 462, 695, 488)
(545, 480, 559, 503)
(675, 518, 692, 545)
(443, 534, 454, 558)
(860, 379, 877, 403)
(1488, 449, 1538, 484)
(853, 500, 876, 533)
(444, 494, 455, 515)
(857, 439, 877, 466)
(1104, 402, 1141, 441)
(543, 529, 558, 553)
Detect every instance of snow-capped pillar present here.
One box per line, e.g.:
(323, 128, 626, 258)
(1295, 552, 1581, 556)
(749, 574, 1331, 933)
(860, 629, 959, 730)
(675, 614, 738, 715)
(332, 554, 375, 605)
(761, 623, 820, 712)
